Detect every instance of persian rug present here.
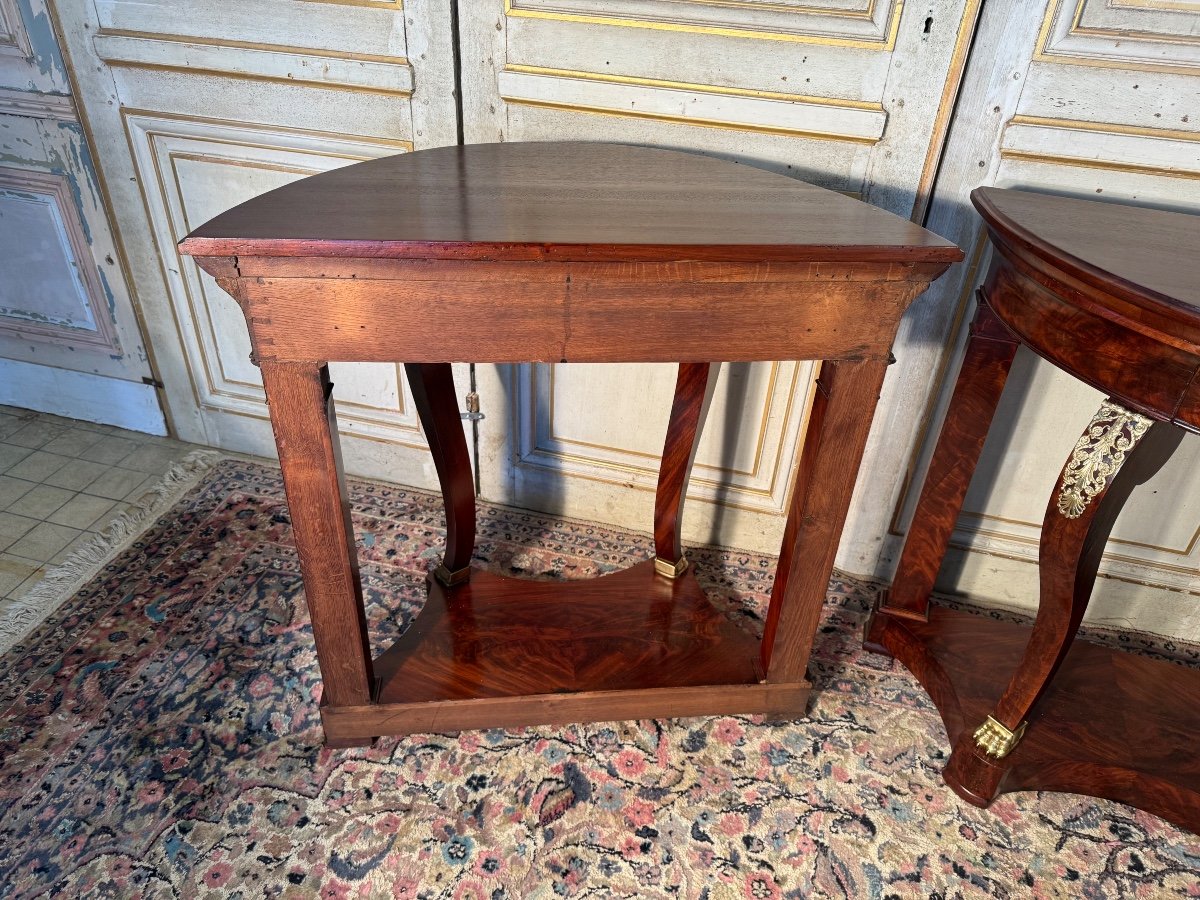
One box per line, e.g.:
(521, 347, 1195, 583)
(1, 458, 1197, 899)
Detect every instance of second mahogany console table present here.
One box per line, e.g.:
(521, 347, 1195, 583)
(867, 187, 1200, 833)
(181, 142, 959, 746)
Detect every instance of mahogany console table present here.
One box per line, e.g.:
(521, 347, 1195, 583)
(867, 188, 1200, 833)
(181, 142, 959, 746)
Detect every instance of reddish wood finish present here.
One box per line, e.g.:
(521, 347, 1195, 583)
(654, 363, 718, 567)
(868, 187, 1200, 831)
(871, 297, 1020, 624)
(374, 562, 763, 705)
(181, 143, 961, 264)
(182, 142, 958, 743)
(258, 361, 374, 707)
(763, 358, 891, 680)
(403, 363, 475, 583)
(869, 607, 1200, 835)
(983, 418, 1182, 733)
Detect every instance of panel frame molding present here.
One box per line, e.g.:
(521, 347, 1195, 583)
(498, 65, 887, 143)
(1034, 0, 1200, 74)
(513, 360, 817, 518)
(0, 0, 32, 59)
(0, 166, 122, 352)
(120, 108, 425, 446)
(504, 0, 904, 48)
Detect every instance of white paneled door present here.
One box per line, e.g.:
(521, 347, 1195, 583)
(49, 0, 458, 486)
(45, 0, 1200, 638)
(0, 0, 160, 431)
(458, 0, 988, 553)
(847, 0, 1200, 638)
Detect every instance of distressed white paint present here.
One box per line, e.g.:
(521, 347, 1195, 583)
(0, 357, 165, 433)
(92, 33, 415, 95)
(506, 0, 899, 43)
(496, 68, 887, 141)
(0, 0, 163, 430)
(841, 0, 1200, 640)
(462, 0, 979, 553)
(49, 0, 456, 470)
(0, 181, 98, 328)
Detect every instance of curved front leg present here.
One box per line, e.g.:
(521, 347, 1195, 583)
(945, 398, 1182, 802)
(404, 363, 476, 587)
(653, 362, 719, 578)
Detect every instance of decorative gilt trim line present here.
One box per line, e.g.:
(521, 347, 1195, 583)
(998, 148, 1200, 180)
(0, 86, 76, 121)
(1033, 0, 1199, 75)
(1057, 401, 1153, 519)
(503, 0, 903, 49)
(1008, 114, 1200, 143)
(910, 0, 985, 223)
(973, 715, 1026, 758)
(502, 96, 881, 144)
(94, 29, 410, 66)
(503, 64, 884, 110)
(93, 31, 413, 97)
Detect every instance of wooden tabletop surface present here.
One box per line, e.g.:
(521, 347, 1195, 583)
(973, 187, 1200, 317)
(180, 142, 962, 264)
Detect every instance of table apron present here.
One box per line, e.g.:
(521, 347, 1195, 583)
(984, 261, 1200, 429)
(233, 276, 923, 364)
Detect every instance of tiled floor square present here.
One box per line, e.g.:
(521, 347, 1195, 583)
(0, 477, 34, 509)
(8, 484, 75, 520)
(41, 428, 106, 458)
(84, 467, 150, 501)
(47, 493, 118, 530)
(6, 420, 69, 450)
(0, 554, 42, 596)
(44, 459, 112, 492)
(7, 451, 72, 482)
(80, 435, 143, 466)
(0, 513, 38, 550)
(0, 408, 200, 601)
(7, 522, 82, 563)
(0, 444, 33, 472)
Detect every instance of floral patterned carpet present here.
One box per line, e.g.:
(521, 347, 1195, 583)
(1, 458, 1197, 899)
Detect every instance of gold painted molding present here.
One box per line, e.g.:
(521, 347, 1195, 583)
(1034, 0, 1200, 75)
(503, 0, 903, 49)
(504, 64, 884, 110)
(503, 96, 881, 143)
(998, 148, 1200, 181)
(1008, 114, 1200, 143)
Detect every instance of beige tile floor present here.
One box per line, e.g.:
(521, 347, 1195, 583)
(0, 405, 199, 622)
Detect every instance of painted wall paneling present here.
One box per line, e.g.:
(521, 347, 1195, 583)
(0, 0, 161, 431)
(842, 0, 1200, 639)
(48, 0, 459, 483)
(459, 0, 987, 554)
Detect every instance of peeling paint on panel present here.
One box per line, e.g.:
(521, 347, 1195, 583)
(97, 267, 121, 325)
(15, 0, 69, 83)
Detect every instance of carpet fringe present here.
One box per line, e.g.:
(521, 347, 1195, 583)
(0, 449, 223, 659)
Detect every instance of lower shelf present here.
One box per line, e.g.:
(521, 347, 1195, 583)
(322, 560, 810, 741)
(867, 603, 1200, 834)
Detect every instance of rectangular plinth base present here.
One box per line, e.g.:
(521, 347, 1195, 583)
(322, 560, 810, 742)
(321, 680, 812, 742)
(868, 603, 1200, 834)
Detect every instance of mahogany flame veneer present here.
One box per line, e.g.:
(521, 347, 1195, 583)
(867, 188, 1200, 833)
(180, 142, 960, 745)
